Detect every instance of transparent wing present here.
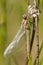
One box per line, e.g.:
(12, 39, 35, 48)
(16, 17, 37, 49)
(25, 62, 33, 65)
(4, 26, 25, 57)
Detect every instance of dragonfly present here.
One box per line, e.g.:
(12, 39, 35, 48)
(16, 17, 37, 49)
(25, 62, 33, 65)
(4, 14, 29, 57)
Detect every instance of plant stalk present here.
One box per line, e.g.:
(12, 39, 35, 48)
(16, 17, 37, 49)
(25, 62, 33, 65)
(35, 15, 39, 65)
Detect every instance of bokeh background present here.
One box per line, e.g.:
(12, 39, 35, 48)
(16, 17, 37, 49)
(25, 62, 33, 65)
(0, 0, 43, 65)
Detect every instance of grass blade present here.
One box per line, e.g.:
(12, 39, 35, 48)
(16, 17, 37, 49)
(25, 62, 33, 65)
(39, 41, 43, 55)
(39, 58, 43, 65)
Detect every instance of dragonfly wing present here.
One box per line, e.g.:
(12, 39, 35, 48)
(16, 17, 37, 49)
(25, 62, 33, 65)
(4, 27, 25, 57)
(14, 26, 24, 39)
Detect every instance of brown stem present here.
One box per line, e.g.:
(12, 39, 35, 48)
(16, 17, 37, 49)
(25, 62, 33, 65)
(35, 16, 39, 65)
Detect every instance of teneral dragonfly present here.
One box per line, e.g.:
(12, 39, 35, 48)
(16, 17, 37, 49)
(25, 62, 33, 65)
(4, 14, 28, 57)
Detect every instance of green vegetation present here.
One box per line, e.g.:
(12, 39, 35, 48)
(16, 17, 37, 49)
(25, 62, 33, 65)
(0, 0, 43, 65)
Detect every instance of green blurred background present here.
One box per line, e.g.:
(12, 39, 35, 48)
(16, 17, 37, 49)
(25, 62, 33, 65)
(0, 0, 43, 65)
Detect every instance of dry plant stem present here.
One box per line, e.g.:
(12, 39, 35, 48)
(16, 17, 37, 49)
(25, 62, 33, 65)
(28, 0, 30, 5)
(35, 16, 39, 65)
